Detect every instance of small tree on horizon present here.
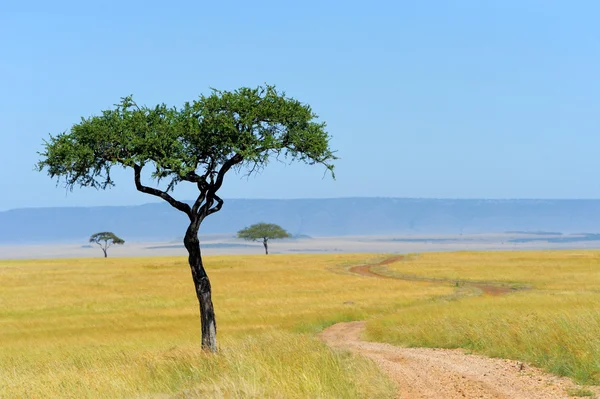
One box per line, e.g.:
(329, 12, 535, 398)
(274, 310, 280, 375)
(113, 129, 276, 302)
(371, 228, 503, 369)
(89, 232, 124, 258)
(237, 223, 291, 254)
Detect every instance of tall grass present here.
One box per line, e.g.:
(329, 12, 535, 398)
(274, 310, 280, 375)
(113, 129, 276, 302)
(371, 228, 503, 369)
(1, 330, 394, 398)
(0, 253, 448, 398)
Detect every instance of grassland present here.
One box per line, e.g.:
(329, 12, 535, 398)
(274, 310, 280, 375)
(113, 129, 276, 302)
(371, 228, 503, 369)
(366, 251, 600, 385)
(3, 250, 600, 398)
(0, 253, 450, 398)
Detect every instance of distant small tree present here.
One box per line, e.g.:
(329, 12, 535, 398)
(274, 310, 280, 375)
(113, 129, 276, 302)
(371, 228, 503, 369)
(237, 223, 291, 254)
(89, 232, 124, 258)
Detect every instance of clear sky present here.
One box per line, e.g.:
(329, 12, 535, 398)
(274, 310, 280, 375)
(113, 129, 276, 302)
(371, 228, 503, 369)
(2, 0, 600, 211)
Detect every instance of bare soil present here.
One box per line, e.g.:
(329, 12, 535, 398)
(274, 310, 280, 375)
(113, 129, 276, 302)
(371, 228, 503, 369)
(348, 255, 515, 295)
(320, 321, 599, 399)
(348, 256, 405, 279)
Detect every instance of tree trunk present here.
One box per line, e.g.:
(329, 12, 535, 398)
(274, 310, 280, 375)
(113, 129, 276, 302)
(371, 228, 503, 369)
(184, 220, 217, 352)
(102, 248, 107, 258)
(263, 239, 269, 255)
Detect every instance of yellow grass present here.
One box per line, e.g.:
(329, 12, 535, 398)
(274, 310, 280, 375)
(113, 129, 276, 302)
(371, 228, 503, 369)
(366, 250, 600, 384)
(5, 250, 600, 396)
(383, 250, 600, 290)
(0, 253, 450, 398)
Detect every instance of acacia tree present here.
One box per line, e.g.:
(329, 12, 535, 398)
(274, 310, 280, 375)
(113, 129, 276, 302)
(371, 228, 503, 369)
(237, 223, 290, 254)
(89, 231, 124, 258)
(36, 85, 336, 351)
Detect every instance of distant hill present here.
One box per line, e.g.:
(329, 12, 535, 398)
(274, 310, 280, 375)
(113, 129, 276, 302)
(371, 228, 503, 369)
(2, 198, 600, 244)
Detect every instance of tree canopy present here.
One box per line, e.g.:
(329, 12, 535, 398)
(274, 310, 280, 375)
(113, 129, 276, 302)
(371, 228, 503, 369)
(37, 85, 336, 222)
(237, 223, 291, 241)
(89, 231, 124, 257)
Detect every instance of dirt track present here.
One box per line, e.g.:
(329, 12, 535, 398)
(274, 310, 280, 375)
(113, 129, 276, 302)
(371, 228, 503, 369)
(347, 255, 516, 296)
(322, 256, 599, 398)
(320, 321, 597, 399)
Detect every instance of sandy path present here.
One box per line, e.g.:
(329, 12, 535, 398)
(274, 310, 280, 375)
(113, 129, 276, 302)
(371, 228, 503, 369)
(320, 321, 597, 399)
(323, 256, 598, 398)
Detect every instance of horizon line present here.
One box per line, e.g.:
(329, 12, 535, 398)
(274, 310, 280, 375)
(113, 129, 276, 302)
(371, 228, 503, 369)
(4, 196, 600, 212)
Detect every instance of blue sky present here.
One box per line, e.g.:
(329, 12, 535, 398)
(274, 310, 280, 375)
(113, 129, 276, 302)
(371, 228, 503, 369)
(2, 0, 600, 211)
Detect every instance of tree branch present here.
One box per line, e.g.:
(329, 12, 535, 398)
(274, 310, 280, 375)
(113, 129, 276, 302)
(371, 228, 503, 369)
(206, 192, 224, 216)
(180, 171, 204, 183)
(134, 164, 192, 218)
(192, 191, 207, 215)
(212, 154, 243, 192)
(194, 154, 242, 219)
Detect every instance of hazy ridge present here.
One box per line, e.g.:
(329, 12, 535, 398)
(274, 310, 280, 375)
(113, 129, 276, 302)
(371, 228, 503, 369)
(2, 198, 600, 244)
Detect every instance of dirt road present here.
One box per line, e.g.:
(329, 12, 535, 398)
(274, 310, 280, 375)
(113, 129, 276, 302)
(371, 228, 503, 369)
(320, 321, 597, 399)
(322, 256, 598, 398)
